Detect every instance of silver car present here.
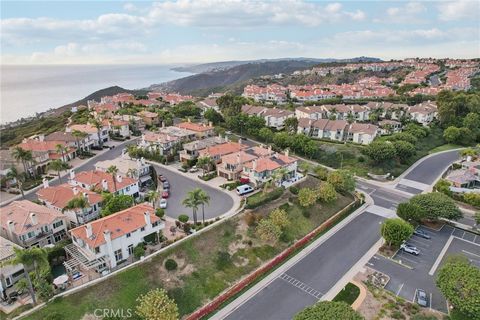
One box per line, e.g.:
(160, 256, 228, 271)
(400, 244, 420, 255)
(416, 289, 428, 307)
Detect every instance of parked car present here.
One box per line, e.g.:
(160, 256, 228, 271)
(159, 199, 167, 209)
(162, 191, 170, 199)
(103, 144, 115, 150)
(158, 175, 167, 182)
(163, 181, 170, 189)
(400, 244, 420, 255)
(416, 289, 428, 307)
(236, 184, 254, 196)
(414, 229, 431, 239)
(189, 166, 199, 173)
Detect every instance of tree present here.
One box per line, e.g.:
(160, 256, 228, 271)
(393, 140, 416, 163)
(318, 182, 337, 203)
(72, 130, 88, 154)
(55, 144, 68, 162)
(6, 247, 49, 305)
(147, 190, 160, 209)
(314, 166, 329, 180)
(436, 256, 480, 319)
(197, 188, 211, 224)
(434, 179, 452, 196)
(270, 208, 290, 229)
(298, 162, 311, 174)
(133, 244, 145, 259)
(258, 127, 274, 143)
(380, 218, 414, 247)
(101, 194, 135, 217)
(135, 288, 179, 320)
(203, 108, 223, 125)
(182, 189, 201, 225)
(106, 165, 119, 193)
(64, 196, 89, 226)
(48, 160, 68, 183)
(327, 170, 355, 193)
(463, 112, 480, 138)
(91, 119, 104, 148)
(387, 132, 418, 145)
(256, 218, 282, 243)
(12, 146, 32, 177)
(293, 301, 363, 320)
(409, 192, 462, 221)
(396, 202, 425, 223)
(6, 167, 26, 198)
(196, 156, 212, 177)
(364, 141, 396, 163)
(298, 188, 318, 207)
(443, 126, 461, 144)
(284, 117, 298, 133)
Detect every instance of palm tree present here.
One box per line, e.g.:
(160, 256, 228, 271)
(64, 196, 89, 226)
(4, 247, 49, 305)
(6, 167, 25, 198)
(273, 167, 288, 187)
(197, 189, 211, 224)
(11, 147, 29, 176)
(196, 156, 212, 177)
(55, 144, 68, 162)
(72, 130, 87, 154)
(48, 160, 68, 183)
(147, 190, 160, 209)
(182, 189, 201, 225)
(106, 165, 119, 193)
(91, 120, 104, 148)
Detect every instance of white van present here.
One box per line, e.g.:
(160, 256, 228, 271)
(236, 184, 254, 195)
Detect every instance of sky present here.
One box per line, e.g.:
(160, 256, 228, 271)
(1, 0, 479, 65)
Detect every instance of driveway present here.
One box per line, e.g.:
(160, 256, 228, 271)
(152, 164, 234, 220)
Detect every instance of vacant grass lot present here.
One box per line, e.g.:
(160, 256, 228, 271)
(313, 126, 446, 178)
(333, 282, 361, 305)
(24, 177, 353, 320)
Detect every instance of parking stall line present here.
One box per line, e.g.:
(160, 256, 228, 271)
(429, 236, 454, 276)
(279, 273, 324, 300)
(396, 283, 404, 296)
(395, 254, 419, 265)
(454, 236, 480, 247)
(462, 250, 480, 258)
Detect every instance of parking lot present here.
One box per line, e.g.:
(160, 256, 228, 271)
(367, 225, 480, 312)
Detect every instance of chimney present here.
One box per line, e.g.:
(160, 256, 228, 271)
(238, 138, 242, 145)
(102, 179, 108, 191)
(141, 157, 145, 165)
(117, 175, 123, 183)
(69, 169, 75, 180)
(73, 187, 79, 195)
(83, 192, 89, 202)
(253, 159, 257, 171)
(285, 149, 290, 157)
(187, 118, 191, 123)
(268, 145, 272, 154)
(38, 134, 45, 142)
(30, 213, 38, 226)
(7, 221, 15, 239)
(103, 230, 111, 243)
(144, 211, 151, 226)
(236, 153, 241, 165)
(42, 178, 49, 189)
(208, 121, 213, 127)
(85, 224, 93, 238)
(136, 158, 141, 168)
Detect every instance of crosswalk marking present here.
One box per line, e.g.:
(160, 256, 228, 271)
(279, 273, 323, 299)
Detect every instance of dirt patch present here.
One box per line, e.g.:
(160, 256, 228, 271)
(422, 220, 445, 231)
(150, 255, 196, 290)
(295, 175, 321, 189)
(378, 244, 399, 259)
(233, 256, 249, 267)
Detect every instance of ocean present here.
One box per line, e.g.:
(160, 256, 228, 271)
(0, 64, 191, 124)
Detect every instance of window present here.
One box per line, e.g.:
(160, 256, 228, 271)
(94, 247, 100, 254)
(128, 245, 134, 255)
(126, 186, 130, 192)
(27, 231, 35, 239)
(53, 220, 63, 229)
(140, 227, 145, 232)
(114, 249, 123, 262)
(152, 221, 159, 228)
(126, 233, 131, 238)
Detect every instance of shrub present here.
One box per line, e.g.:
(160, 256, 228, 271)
(289, 186, 299, 195)
(464, 193, 480, 207)
(133, 244, 145, 259)
(245, 187, 284, 209)
(155, 208, 165, 218)
(298, 188, 318, 207)
(215, 251, 232, 270)
(165, 258, 178, 271)
(244, 212, 258, 227)
(178, 214, 189, 223)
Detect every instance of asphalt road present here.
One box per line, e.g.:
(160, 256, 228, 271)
(152, 164, 234, 220)
(21, 140, 234, 220)
(225, 211, 385, 320)
(401, 150, 460, 185)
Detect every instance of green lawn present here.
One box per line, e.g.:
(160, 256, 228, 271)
(333, 282, 361, 305)
(428, 144, 463, 154)
(24, 179, 354, 320)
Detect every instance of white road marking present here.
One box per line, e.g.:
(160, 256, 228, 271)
(462, 250, 480, 258)
(412, 289, 418, 303)
(430, 293, 433, 311)
(396, 283, 404, 296)
(454, 235, 480, 247)
(279, 273, 323, 299)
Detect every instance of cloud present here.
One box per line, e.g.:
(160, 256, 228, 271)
(437, 0, 480, 21)
(379, 1, 426, 23)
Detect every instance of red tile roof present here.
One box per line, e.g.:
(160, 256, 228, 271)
(37, 183, 103, 209)
(73, 170, 137, 193)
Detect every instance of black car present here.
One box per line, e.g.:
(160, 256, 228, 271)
(414, 229, 431, 239)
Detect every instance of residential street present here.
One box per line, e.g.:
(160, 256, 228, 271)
(216, 149, 462, 320)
